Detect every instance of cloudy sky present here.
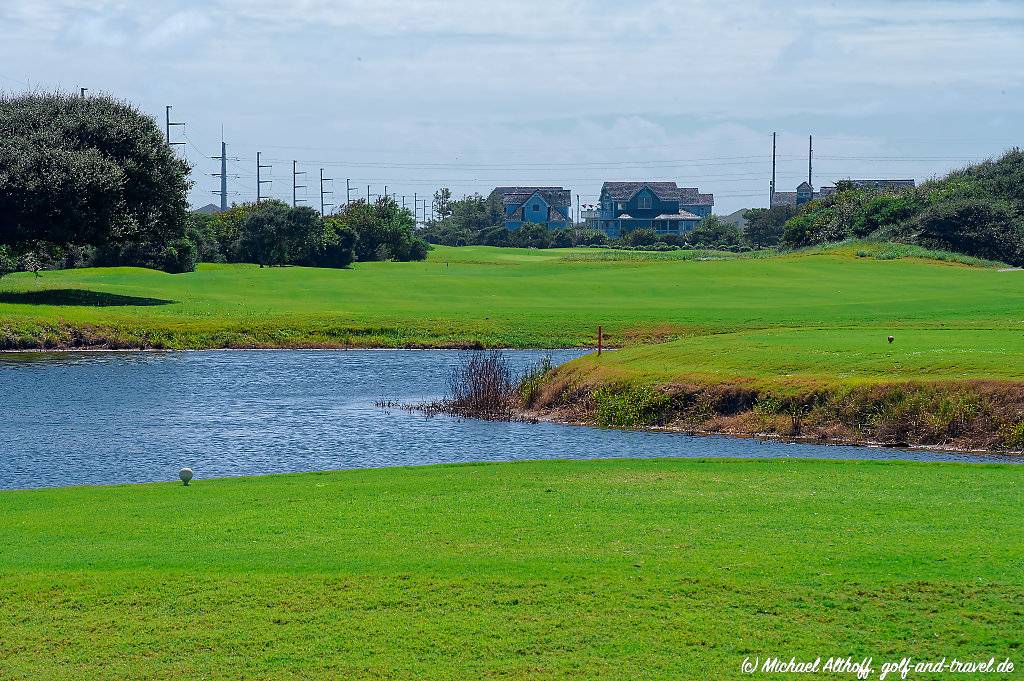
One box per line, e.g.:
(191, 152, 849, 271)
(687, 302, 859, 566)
(2, 0, 1022, 213)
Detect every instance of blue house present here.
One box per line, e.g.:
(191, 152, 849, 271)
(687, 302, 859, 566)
(490, 186, 572, 231)
(595, 182, 713, 238)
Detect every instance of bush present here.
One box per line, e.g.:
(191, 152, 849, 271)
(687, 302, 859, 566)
(510, 223, 552, 249)
(593, 386, 671, 428)
(621, 228, 657, 247)
(685, 215, 742, 249)
(907, 200, 1023, 265)
(0, 245, 16, 279)
(446, 350, 516, 419)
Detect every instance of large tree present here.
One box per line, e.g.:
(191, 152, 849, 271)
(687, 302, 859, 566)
(0, 92, 192, 266)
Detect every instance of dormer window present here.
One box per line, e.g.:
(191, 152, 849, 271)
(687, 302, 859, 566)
(638, 195, 652, 209)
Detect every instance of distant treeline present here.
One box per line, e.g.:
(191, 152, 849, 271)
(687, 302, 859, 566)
(0, 91, 426, 279)
(779, 148, 1024, 264)
(419, 192, 768, 251)
(187, 197, 428, 268)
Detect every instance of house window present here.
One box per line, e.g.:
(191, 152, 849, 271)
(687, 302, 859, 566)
(638, 195, 652, 210)
(618, 202, 625, 210)
(532, 204, 540, 211)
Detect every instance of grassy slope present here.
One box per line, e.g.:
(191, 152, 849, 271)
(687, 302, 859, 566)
(1, 459, 1021, 679)
(1, 243, 1022, 351)
(555, 328, 1024, 391)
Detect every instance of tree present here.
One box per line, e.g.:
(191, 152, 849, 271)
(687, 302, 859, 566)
(743, 206, 796, 248)
(335, 197, 428, 262)
(0, 92, 191, 270)
(239, 201, 292, 267)
(315, 219, 357, 268)
(434, 188, 454, 220)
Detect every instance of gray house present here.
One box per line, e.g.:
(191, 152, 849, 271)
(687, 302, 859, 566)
(594, 182, 713, 238)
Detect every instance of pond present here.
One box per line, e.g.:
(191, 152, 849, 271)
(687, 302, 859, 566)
(0, 349, 1016, 489)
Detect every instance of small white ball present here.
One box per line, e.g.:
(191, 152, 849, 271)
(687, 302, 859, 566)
(179, 468, 193, 485)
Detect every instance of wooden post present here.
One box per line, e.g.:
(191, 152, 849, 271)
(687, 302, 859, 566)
(597, 325, 603, 356)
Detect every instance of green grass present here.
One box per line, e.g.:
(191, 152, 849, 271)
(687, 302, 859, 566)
(558, 328, 1024, 390)
(1, 242, 1021, 350)
(0, 459, 1020, 679)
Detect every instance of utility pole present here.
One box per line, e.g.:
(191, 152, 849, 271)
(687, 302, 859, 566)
(165, 106, 184, 148)
(808, 134, 813, 187)
(256, 152, 272, 203)
(292, 161, 306, 207)
(367, 185, 371, 204)
(576, 194, 580, 226)
(346, 178, 351, 206)
(211, 133, 228, 212)
(319, 169, 334, 215)
(770, 131, 777, 206)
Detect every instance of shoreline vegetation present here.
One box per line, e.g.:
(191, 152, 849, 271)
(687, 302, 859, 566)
(1, 459, 1021, 678)
(521, 381, 1024, 456)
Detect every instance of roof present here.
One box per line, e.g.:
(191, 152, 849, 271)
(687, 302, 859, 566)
(194, 203, 221, 214)
(678, 187, 713, 204)
(771, 192, 798, 206)
(602, 182, 680, 201)
(797, 181, 813, 191)
(603, 182, 714, 206)
(654, 211, 701, 220)
(491, 186, 570, 208)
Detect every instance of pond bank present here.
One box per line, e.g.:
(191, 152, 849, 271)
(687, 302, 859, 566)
(525, 375, 1024, 455)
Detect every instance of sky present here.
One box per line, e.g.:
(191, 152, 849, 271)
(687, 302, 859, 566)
(1, 0, 1022, 215)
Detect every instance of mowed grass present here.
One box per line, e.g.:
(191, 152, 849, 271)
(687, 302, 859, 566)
(558, 328, 1024, 391)
(0, 459, 1021, 679)
(1, 243, 1022, 350)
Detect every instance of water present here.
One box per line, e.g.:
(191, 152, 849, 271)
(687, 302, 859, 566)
(0, 350, 1016, 489)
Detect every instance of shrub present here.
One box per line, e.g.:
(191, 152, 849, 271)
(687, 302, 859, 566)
(622, 228, 657, 247)
(446, 350, 516, 419)
(1003, 421, 1024, 450)
(518, 355, 554, 408)
(593, 386, 671, 428)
